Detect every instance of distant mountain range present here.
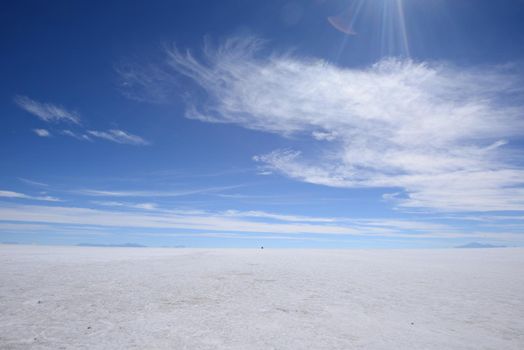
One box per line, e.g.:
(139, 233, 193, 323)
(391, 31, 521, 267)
(77, 243, 147, 248)
(455, 242, 505, 249)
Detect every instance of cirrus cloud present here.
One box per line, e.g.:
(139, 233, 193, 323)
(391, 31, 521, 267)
(0, 189, 61, 202)
(87, 129, 149, 146)
(120, 37, 524, 212)
(33, 129, 51, 137)
(14, 95, 81, 124)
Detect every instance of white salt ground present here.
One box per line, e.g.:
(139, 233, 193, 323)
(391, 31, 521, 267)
(0, 245, 523, 349)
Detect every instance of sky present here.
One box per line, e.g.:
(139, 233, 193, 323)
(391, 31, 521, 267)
(1, 0, 524, 248)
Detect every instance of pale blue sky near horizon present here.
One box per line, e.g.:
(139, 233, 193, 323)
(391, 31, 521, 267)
(1, 0, 524, 248)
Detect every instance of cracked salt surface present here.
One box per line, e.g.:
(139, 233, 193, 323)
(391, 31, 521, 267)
(1, 245, 523, 349)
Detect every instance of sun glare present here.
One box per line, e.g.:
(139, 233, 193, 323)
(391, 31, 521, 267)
(331, 0, 411, 59)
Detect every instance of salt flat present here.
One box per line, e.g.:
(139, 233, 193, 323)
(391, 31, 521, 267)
(1, 245, 523, 349)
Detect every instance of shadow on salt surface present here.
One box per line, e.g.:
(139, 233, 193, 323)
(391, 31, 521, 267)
(275, 307, 311, 315)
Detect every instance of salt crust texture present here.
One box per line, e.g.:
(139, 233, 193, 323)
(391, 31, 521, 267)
(1, 246, 523, 349)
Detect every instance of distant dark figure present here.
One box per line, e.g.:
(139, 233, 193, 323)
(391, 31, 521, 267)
(261, 246, 264, 250)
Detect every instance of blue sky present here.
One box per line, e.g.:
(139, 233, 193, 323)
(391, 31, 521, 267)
(1, 0, 524, 248)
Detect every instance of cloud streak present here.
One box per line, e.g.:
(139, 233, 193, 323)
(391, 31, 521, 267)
(92, 201, 158, 210)
(120, 37, 524, 212)
(61, 128, 148, 146)
(61, 129, 92, 141)
(0, 190, 61, 202)
(18, 178, 49, 187)
(87, 129, 149, 145)
(0, 205, 510, 238)
(0, 202, 522, 242)
(76, 185, 242, 198)
(15, 95, 81, 124)
(14, 96, 148, 146)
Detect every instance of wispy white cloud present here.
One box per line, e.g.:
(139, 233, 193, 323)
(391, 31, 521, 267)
(76, 185, 241, 198)
(18, 178, 49, 187)
(121, 37, 524, 212)
(61, 129, 92, 141)
(33, 129, 51, 137)
(0, 222, 110, 236)
(14, 96, 147, 146)
(61, 129, 148, 146)
(116, 62, 178, 104)
(141, 231, 346, 243)
(92, 201, 158, 210)
(222, 209, 336, 223)
(87, 129, 149, 145)
(0, 222, 58, 232)
(0, 203, 360, 235)
(0, 190, 61, 202)
(312, 131, 337, 141)
(14, 95, 81, 124)
(0, 202, 522, 241)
